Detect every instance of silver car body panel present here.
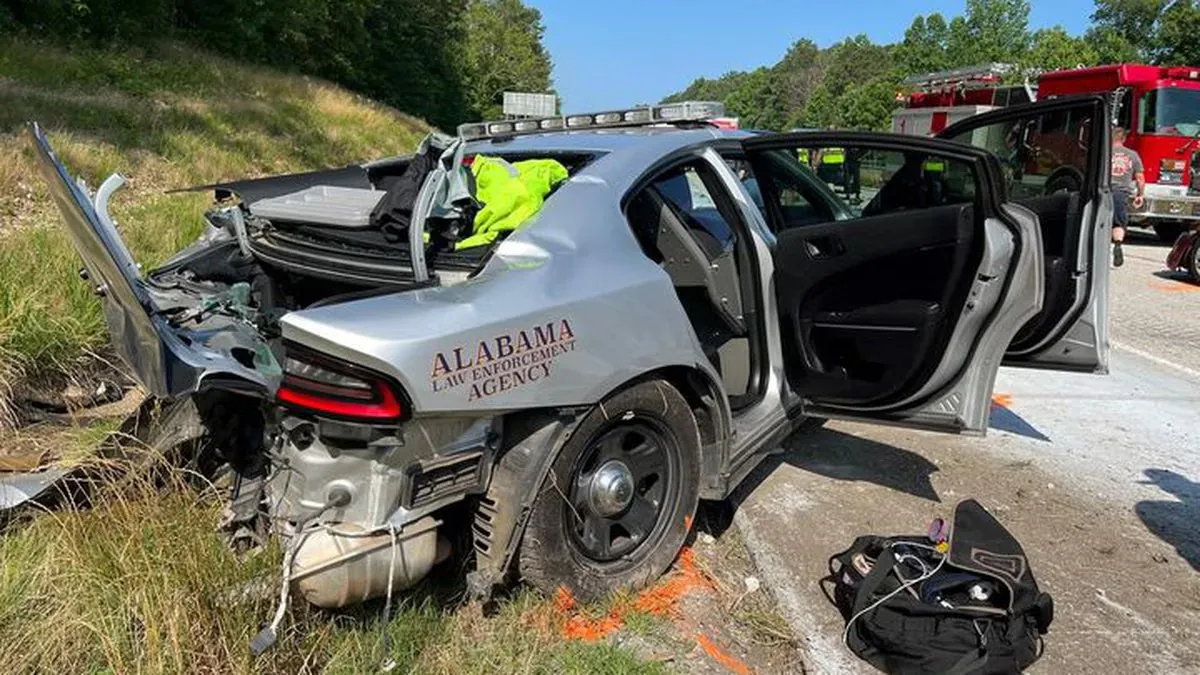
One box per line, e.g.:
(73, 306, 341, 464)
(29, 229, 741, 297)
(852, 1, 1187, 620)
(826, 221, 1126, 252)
(281, 130, 731, 415)
(0, 467, 70, 510)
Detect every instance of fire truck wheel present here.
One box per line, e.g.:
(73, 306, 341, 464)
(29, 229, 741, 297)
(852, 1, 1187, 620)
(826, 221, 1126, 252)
(1187, 235, 1200, 283)
(1044, 172, 1081, 196)
(796, 416, 827, 433)
(1154, 222, 1185, 243)
(518, 378, 701, 602)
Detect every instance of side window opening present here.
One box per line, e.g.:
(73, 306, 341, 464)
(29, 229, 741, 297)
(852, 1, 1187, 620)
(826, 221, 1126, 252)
(625, 160, 752, 397)
(1140, 90, 1157, 134)
(728, 150, 838, 231)
(753, 145, 980, 226)
(1116, 90, 1134, 130)
(942, 101, 1101, 349)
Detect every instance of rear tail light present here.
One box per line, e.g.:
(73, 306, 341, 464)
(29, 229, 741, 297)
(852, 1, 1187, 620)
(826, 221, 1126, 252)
(277, 348, 407, 422)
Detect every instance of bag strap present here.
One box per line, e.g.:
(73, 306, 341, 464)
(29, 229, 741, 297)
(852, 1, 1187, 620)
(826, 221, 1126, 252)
(945, 646, 988, 675)
(943, 619, 994, 675)
(852, 547, 899, 615)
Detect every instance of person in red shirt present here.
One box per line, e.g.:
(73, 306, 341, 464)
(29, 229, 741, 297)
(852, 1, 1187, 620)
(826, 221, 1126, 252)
(1111, 126, 1145, 267)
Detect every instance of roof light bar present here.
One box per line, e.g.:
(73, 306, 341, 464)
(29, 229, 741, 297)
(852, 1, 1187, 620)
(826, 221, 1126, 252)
(457, 101, 726, 140)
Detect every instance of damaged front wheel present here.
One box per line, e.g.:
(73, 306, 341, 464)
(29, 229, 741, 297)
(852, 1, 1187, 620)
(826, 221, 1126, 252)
(518, 379, 701, 601)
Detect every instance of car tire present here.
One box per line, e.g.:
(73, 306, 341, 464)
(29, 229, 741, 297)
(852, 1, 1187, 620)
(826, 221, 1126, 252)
(518, 378, 701, 601)
(1154, 222, 1185, 243)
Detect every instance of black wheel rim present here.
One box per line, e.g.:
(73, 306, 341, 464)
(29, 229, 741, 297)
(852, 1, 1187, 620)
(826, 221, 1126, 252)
(565, 420, 675, 562)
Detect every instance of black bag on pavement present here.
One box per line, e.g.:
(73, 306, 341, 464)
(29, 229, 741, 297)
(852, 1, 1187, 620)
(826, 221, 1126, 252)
(828, 500, 1054, 674)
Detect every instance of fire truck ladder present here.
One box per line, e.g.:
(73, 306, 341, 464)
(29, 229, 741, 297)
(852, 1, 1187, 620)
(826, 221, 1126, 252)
(902, 63, 1039, 104)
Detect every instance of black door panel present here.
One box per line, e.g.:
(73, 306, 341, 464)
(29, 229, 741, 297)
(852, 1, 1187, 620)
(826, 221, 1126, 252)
(939, 95, 1110, 370)
(774, 202, 976, 404)
(1006, 192, 1080, 349)
(1018, 192, 1079, 259)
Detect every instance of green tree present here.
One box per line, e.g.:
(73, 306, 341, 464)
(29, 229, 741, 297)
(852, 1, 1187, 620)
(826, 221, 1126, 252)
(896, 14, 951, 75)
(821, 35, 893, 98)
(1024, 26, 1101, 70)
(1084, 24, 1142, 63)
(1088, 0, 1168, 61)
(946, 0, 1032, 65)
(795, 84, 837, 129)
(358, 0, 472, 130)
(662, 71, 753, 104)
(724, 68, 788, 130)
(461, 0, 554, 120)
(773, 38, 824, 115)
(1156, 0, 1200, 64)
(837, 77, 901, 130)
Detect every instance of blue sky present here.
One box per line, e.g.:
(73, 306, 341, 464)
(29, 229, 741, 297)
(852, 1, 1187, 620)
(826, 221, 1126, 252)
(526, 0, 1096, 112)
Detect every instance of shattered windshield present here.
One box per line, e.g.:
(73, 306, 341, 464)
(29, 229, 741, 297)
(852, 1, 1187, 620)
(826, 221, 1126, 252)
(1139, 87, 1200, 137)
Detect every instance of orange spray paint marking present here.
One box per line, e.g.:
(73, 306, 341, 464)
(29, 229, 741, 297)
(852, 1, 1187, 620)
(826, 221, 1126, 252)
(553, 586, 577, 614)
(633, 547, 712, 618)
(991, 393, 1013, 408)
(1150, 280, 1200, 292)
(684, 513, 694, 532)
(696, 633, 753, 675)
(555, 547, 714, 641)
(563, 612, 624, 641)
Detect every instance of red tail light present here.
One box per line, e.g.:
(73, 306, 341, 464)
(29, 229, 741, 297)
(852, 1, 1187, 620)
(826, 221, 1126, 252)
(276, 348, 407, 422)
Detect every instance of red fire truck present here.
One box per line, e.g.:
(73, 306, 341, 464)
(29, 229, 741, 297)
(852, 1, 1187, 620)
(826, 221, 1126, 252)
(894, 62, 1200, 242)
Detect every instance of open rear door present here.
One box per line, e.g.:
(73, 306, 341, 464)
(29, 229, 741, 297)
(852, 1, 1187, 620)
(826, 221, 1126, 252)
(939, 95, 1111, 373)
(741, 132, 1042, 434)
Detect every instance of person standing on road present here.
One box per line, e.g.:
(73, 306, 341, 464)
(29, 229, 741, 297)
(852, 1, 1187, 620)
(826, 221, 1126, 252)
(1111, 126, 1145, 267)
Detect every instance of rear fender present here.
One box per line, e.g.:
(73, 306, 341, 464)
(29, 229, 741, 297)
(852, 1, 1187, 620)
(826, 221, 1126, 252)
(467, 367, 731, 597)
(468, 409, 584, 598)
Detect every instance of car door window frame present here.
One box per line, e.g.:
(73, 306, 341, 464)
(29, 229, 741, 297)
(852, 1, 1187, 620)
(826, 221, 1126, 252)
(622, 148, 772, 411)
(740, 130, 1038, 433)
(743, 133, 1010, 233)
(939, 95, 1111, 371)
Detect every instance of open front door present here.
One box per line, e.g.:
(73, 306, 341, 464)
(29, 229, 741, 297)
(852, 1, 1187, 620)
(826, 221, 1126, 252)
(939, 95, 1111, 373)
(741, 132, 1043, 434)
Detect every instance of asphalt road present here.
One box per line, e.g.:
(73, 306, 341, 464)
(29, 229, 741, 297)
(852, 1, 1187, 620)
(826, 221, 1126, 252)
(1111, 230, 1200, 376)
(734, 232, 1200, 674)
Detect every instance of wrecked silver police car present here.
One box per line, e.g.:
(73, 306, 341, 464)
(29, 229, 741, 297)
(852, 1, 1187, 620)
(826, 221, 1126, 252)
(29, 95, 1111, 614)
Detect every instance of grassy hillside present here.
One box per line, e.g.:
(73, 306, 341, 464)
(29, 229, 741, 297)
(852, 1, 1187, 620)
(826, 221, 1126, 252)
(0, 38, 431, 419)
(0, 38, 671, 673)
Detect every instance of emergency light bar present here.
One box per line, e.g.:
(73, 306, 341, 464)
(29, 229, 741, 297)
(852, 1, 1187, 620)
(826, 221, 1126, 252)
(458, 101, 726, 140)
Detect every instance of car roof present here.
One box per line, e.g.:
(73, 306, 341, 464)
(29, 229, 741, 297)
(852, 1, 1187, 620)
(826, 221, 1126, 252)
(465, 127, 751, 189)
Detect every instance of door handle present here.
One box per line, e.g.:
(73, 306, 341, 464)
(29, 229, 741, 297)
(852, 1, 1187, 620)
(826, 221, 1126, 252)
(803, 235, 845, 259)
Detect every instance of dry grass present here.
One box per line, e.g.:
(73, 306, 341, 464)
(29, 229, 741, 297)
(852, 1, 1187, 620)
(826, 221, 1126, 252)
(0, 36, 431, 417)
(0, 37, 669, 673)
(0, 438, 663, 674)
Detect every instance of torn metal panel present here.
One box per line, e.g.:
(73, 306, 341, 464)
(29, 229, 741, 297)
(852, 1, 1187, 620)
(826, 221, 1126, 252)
(0, 467, 69, 510)
(28, 124, 280, 401)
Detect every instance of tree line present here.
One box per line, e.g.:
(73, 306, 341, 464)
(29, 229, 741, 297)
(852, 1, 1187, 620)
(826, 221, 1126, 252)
(663, 0, 1200, 132)
(0, 0, 554, 131)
